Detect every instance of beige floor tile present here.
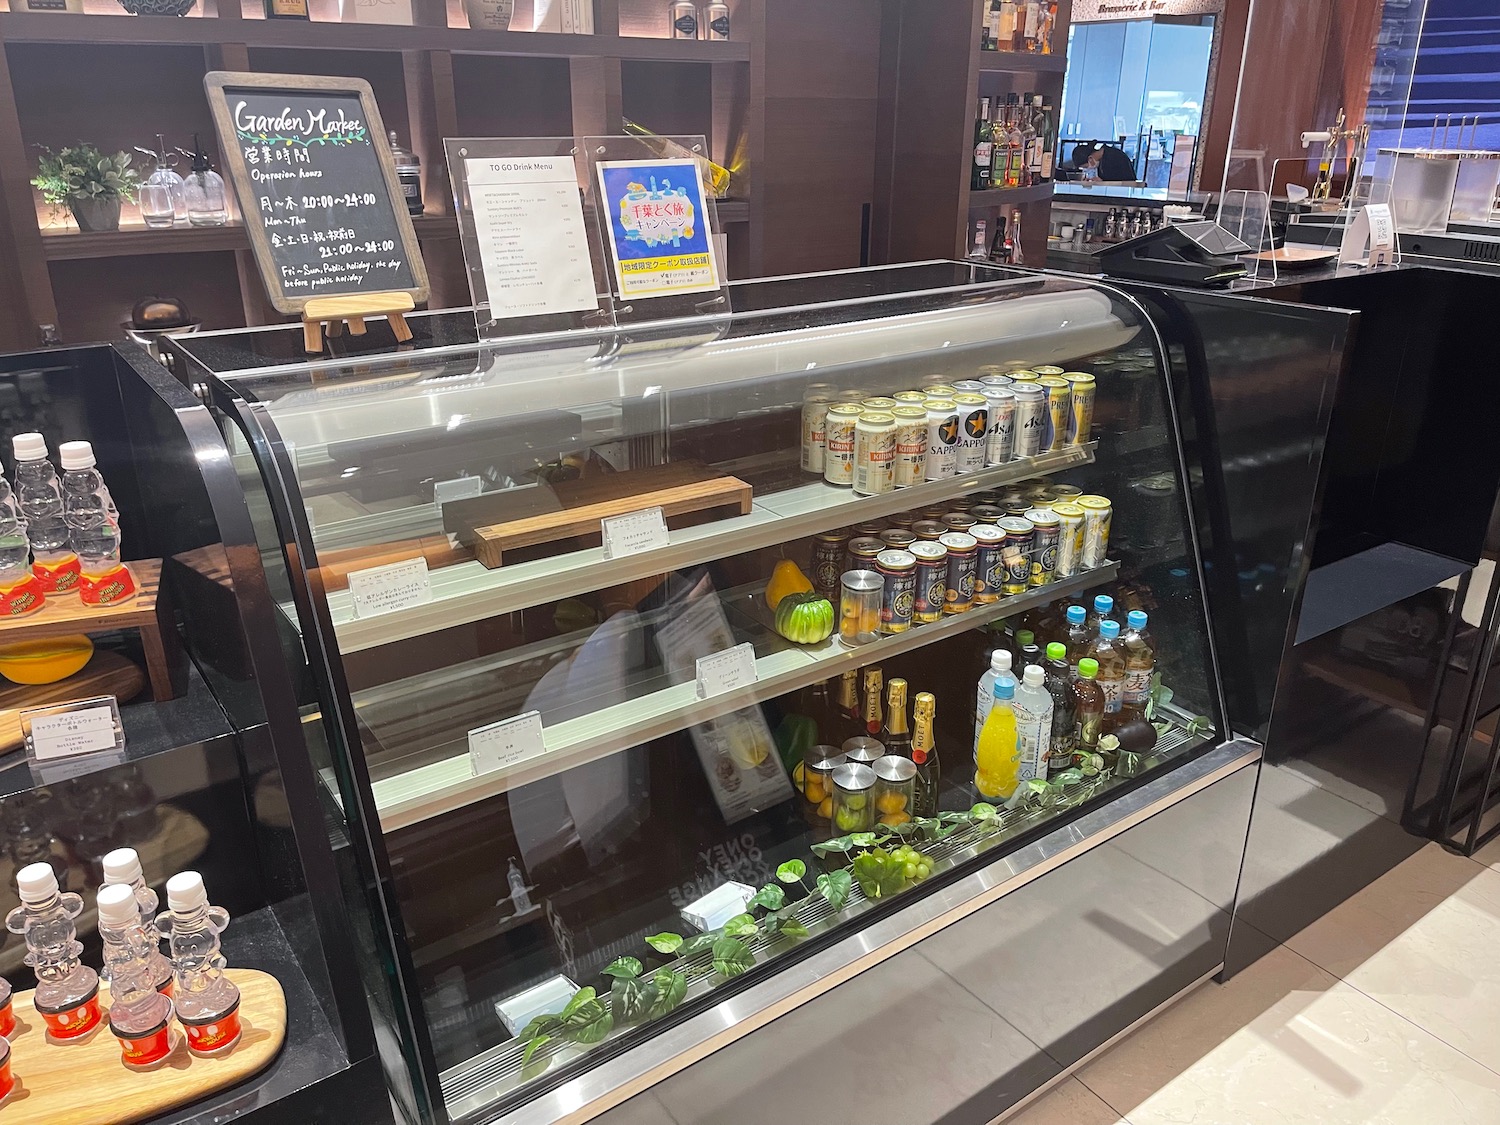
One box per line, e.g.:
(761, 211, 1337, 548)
(1471, 832, 1500, 874)
(1283, 841, 1500, 1072)
(1078, 944, 1500, 1125)
(1004, 1078, 1130, 1125)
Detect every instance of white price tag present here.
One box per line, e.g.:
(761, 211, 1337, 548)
(469, 711, 547, 777)
(347, 557, 433, 619)
(434, 476, 484, 507)
(695, 642, 758, 700)
(25, 702, 121, 761)
(601, 506, 669, 560)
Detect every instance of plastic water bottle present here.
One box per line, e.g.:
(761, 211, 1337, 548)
(97, 884, 175, 1068)
(0, 469, 42, 617)
(60, 441, 134, 605)
(100, 848, 173, 995)
(1014, 665, 1054, 784)
(12, 433, 78, 594)
(974, 648, 1015, 753)
(158, 871, 241, 1056)
(6, 862, 102, 1041)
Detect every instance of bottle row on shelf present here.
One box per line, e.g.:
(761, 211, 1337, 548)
(972, 93, 1056, 192)
(980, 0, 1059, 54)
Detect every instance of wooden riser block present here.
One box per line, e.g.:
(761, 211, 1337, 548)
(0, 968, 285, 1125)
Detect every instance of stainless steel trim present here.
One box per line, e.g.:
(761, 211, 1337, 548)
(453, 737, 1262, 1125)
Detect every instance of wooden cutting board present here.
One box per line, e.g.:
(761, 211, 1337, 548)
(0, 652, 147, 754)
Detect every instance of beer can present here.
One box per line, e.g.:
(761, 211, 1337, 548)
(1033, 365, 1065, 378)
(952, 392, 989, 474)
(979, 373, 1014, 389)
(887, 511, 918, 530)
(911, 540, 948, 623)
(812, 531, 849, 602)
(971, 503, 1005, 523)
(1025, 507, 1060, 586)
(998, 487, 1029, 509)
(1012, 383, 1047, 459)
(911, 519, 947, 541)
(862, 396, 899, 411)
(938, 531, 978, 614)
(876, 549, 917, 633)
(922, 384, 958, 398)
(880, 528, 917, 550)
(805, 382, 838, 399)
(942, 512, 977, 535)
(1050, 483, 1083, 502)
(1008, 369, 1040, 383)
(925, 399, 960, 481)
(976, 365, 1011, 380)
(800, 395, 833, 474)
(971, 524, 1006, 604)
(948, 496, 975, 512)
(846, 536, 886, 575)
(836, 389, 868, 402)
(952, 380, 986, 394)
(997, 516, 1034, 595)
(1078, 495, 1112, 569)
(893, 390, 930, 406)
(1038, 376, 1072, 452)
(852, 520, 886, 538)
(983, 385, 1016, 465)
(823, 403, 863, 486)
(1064, 372, 1096, 445)
(892, 405, 928, 488)
(1052, 503, 1085, 578)
(853, 411, 897, 496)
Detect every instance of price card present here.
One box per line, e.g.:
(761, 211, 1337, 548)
(22, 696, 124, 762)
(347, 557, 433, 619)
(695, 642, 758, 700)
(434, 476, 484, 508)
(469, 710, 547, 777)
(601, 506, 669, 560)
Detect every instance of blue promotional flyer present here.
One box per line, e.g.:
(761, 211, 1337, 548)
(595, 158, 722, 299)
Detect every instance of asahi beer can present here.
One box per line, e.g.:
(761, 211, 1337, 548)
(854, 411, 897, 496)
(823, 403, 863, 486)
(983, 386, 1016, 466)
(952, 380, 986, 394)
(911, 540, 948, 623)
(1012, 384, 1047, 459)
(997, 516, 1034, 596)
(1078, 495, 1112, 569)
(1025, 507, 1060, 586)
(1064, 372, 1096, 445)
(952, 392, 989, 474)
(891, 405, 928, 488)
(922, 383, 958, 399)
(812, 531, 849, 602)
(1038, 376, 1071, 452)
(876, 549, 917, 633)
(801, 395, 833, 474)
(893, 390, 930, 406)
(971, 524, 1006, 604)
(938, 531, 978, 614)
(979, 373, 1014, 389)
(862, 397, 899, 411)
(846, 536, 886, 575)
(925, 399, 960, 481)
(1051, 503, 1085, 578)
(1032, 365, 1065, 378)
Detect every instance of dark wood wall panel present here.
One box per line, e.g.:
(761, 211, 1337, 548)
(452, 55, 574, 137)
(245, 47, 413, 142)
(622, 60, 712, 138)
(50, 251, 246, 344)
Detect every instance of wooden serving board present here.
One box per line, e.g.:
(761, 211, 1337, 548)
(1, 968, 285, 1125)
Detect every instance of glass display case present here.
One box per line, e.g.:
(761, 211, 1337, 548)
(175, 262, 1232, 1124)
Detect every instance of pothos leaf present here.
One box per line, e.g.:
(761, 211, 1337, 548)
(602, 957, 643, 980)
(679, 931, 719, 957)
(969, 802, 999, 821)
(849, 832, 880, 847)
(521, 1034, 551, 1065)
(518, 1013, 562, 1042)
(778, 915, 810, 939)
(723, 913, 759, 938)
(747, 884, 786, 912)
(562, 986, 597, 1016)
(817, 869, 853, 912)
(645, 932, 684, 955)
(776, 859, 807, 883)
(611, 975, 654, 1024)
(559, 989, 613, 1044)
(712, 935, 754, 979)
(648, 968, 687, 1019)
(812, 837, 854, 857)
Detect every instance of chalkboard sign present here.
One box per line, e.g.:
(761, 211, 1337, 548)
(204, 71, 429, 316)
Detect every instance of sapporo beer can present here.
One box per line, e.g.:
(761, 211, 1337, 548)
(891, 405, 928, 488)
(1012, 383, 1047, 459)
(876, 549, 918, 633)
(925, 399, 960, 481)
(854, 411, 897, 496)
(1037, 376, 1071, 452)
(1025, 507, 1060, 586)
(1051, 503, 1085, 578)
(812, 531, 849, 602)
(1063, 372, 1096, 445)
(1078, 494, 1113, 569)
(823, 403, 863, 487)
(952, 393, 989, 474)
(911, 540, 948, 623)
(801, 395, 833, 474)
(997, 516, 1034, 596)
(983, 386, 1016, 466)
(971, 524, 1006, 604)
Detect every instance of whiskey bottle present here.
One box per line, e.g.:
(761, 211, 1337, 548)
(1004, 94, 1026, 188)
(972, 98, 995, 192)
(912, 692, 940, 817)
(882, 678, 914, 759)
(265, 0, 309, 16)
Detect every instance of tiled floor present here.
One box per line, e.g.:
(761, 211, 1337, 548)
(1009, 839, 1500, 1125)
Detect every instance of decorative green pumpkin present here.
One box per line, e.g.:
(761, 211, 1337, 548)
(774, 592, 835, 645)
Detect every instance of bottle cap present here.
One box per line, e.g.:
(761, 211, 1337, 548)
(1017, 630, 1034, 645)
(1093, 594, 1114, 614)
(1023, 665, 1045, 685)
(990, 649, 1012, 672)
(102, 847, 143, 887)
(97, 883, 139, 929)
(16, 862, 57, 904)
(1066, 605, 1086, 624)
(59, 441, 96, 470)
(166, 870, 208, 913)
(11, 433, 46, 462)
(1127, 610, 1148, 630)
(1046, 642, 1066, 660)
(994, 678, 1015, 700)
(1079, 658, 1099, 678)
(1101, 619, 1121, 639)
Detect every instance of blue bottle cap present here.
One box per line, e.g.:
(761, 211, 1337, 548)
(1093, 594, 1113, 614)
(993, 678, 1015, 700)
(1100, 619, 1121, 639)
(1127, 610, 1147, 630)
(1066, 605, 1086, 624)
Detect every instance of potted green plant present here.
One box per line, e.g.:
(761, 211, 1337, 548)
(31, 144, 140, 232)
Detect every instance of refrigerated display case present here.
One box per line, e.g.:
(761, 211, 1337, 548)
(171, 261, 1246, 1124)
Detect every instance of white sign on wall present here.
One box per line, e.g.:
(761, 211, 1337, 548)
(1073, 0, 1222, 22)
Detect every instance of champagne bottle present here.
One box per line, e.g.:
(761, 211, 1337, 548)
(863, 666, 885, 741)
(621, 118, 733, 198)
(912, 692, 940, 816)
(883, 679, 913, 759)
(837, 669, 862, 741)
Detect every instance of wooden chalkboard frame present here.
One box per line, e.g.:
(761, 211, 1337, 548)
(203, 70, 430, 316)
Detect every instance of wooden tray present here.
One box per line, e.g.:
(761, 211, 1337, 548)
(1, 968, 284, 1125)
(0, 651, 147, 754)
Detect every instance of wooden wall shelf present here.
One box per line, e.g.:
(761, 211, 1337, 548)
(968, 183, 1055, 210)
(976, 48, 1067, 74)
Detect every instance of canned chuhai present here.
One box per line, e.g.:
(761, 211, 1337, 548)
(925, 399, 960, 481)
(880, 528, 917, 550)
(876, 549, 918, 633)
(942, 513, 977, 535)
(812, 531, 849, 602)
(911, 540, 948, 623)
(1025, 507, 1060, 586)
(952, 392, 989, 474)
(938, 531, 978, 614)
(912, 519, 947, 541)
(1051, 503, 1084, 578)
(801, 395, 833, 474)
(823, 403, 863, 486)
(846, 536, 886, 575)
(1063, 372, 1096, 445)
(853, 411, 897, 496)
(971, 524, 1006, 604)
(1012, 383, 1047, 459)
(892, 405, 928, 488)
(1037, 376, 1072, 452)
(983, 385, 1016, 466)
(1078, 495, 1112, 569)
(997, 516, 1034, 596)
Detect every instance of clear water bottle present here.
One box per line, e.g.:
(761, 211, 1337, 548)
(0, 470, 40, 618)
(61, 440, 134, 606)
(12, 432, 77, 594)
(182, 134, 228, 228)
(6, 862, 102, 1041)
(97, 884, 175, 1068)
(158, 871, 241, 1056)
(100, 848, 173, 995)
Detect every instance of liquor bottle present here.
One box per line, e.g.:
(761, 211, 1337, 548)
(863, 666, 885, 740)
(1038, 98, 1056, 180)
(1019, 91, 1037, 187)
(976, 648, 1015, 752)
(622, 119, 733, 197)
(982, 0, 1000, 49)
(912, 692, 940, 816)
(265, 0, 309, 17)
(972, 98, 995, 191)
(1090, 619, 1127, 726)
(1013, 665, 1053, 784)
(159, 872, 241, 1057)
(975, 677, 1019, 799)
(970, 217, 990, 259)
(183, 135, 228, 227)
(1040, 0, 1058, 52)
(100, 848, 172, 996)
(1121, 610, 1156, 722)
(7, 862, 102, 1041)
(990, 98, 1007, 191)
(1065, 604, 1090, 671)
(1005, 94, 1026, 188)
(1073, 658, 1105, 755)
(990, 210, 1008, 262)
(1008, 0, 1024, 49)
(837, 669, 862, 740)
(1005, 207, 1024, 266)
(1027, 95, 1047, 183)
(883, 679, 914, 759)
(1023, 0, 1043, 51)
(998, 0, 1017, 51)
(12, 433, 77, 595)
(1044, 642, 1076, 776)
(97, 884, 175, 1069)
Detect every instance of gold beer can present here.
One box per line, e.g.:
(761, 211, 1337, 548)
(1052, 503, 1085, 577)
(891, 405, 929, 488)
(1037, 375, 1071, 452)
(823, 403, 864, 487)
(853, 411, 897, 496)
(1032, 365, 1066, 377)
(1077, 495, 1112, 569)
(1063, 372, 1096, 445)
